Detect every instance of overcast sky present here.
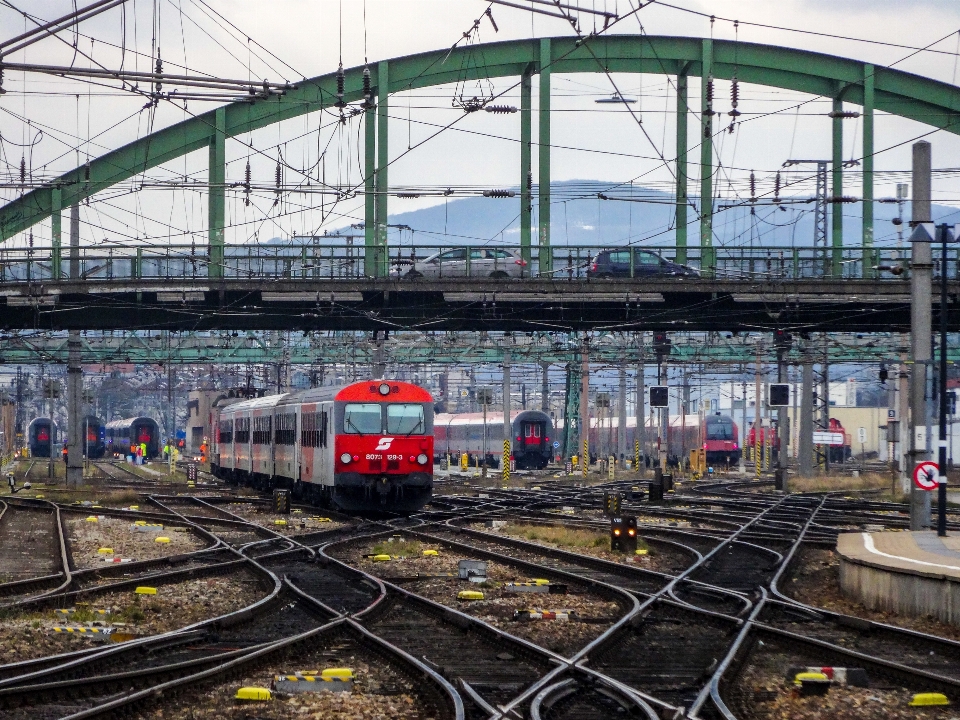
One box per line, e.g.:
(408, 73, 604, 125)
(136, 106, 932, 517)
(3, 0, 960, 247)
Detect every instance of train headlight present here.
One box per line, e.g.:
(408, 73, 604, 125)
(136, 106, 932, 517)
(378, 382, 391, 396)
(417, 453, 429, 465)
(340, 453, 353, 464)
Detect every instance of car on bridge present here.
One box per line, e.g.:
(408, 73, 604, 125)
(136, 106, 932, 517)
(391, 247, 527, 279)
(587, 247, 699, 279)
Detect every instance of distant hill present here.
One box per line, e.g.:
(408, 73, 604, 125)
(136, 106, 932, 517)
(269, 179, 958, 249)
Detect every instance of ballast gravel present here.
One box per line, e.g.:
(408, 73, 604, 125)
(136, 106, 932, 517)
(66, 515, 207, 568)
(339, 541, 623, 655)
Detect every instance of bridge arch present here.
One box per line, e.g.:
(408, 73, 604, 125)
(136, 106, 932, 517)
(3, 34, 960, 276)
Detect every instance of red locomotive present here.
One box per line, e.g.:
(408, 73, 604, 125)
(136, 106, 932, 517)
(212, 380, 434, 515)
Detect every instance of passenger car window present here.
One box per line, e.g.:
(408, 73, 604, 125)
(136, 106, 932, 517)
(386, 404, 425, 434)
(635, 250, 661, 265)
(608, 251, 630, 264)
(436, 249, 467, 262)
(469, 249, 489, 260)
(490, 249, 512, 258)
(343, 404, 382, 434)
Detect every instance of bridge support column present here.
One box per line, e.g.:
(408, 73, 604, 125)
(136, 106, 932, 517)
(538, 38, 552, 274)
(208, 107, 225, 279)
(520, 68, 532, 270)
(375, 60, 390, 278)
(700, 39, 714, 275)
(862, 63, 875, 276)
(675, 70, 688, 264)
(364, 77, 376, 276)
(51, 187, 62, 279)
(832, 95, 844, 277)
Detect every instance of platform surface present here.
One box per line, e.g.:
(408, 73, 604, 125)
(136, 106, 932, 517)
(837, 530, 960, 580)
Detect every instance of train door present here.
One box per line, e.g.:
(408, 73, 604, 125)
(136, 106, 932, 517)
(521, 420, 545, 449)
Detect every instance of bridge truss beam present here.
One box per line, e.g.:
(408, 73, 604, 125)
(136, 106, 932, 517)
(3, 35, 960, 281)
(0, 330, 946, 367)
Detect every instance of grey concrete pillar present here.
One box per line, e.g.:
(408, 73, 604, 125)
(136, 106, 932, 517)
(503, 350, 512, 463)
(618, 364, 627, 465)
(581, 345, 590, 473)
(541, 361, 549, 413)
(799, 358, 814, 477)
(910, 141, 933, 529)
(636, 356, 645, 476)
(66, 333, 82, 484)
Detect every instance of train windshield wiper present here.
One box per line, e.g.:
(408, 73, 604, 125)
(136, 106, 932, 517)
(346, 416, 364, 436)
(404, 420, 424, 437)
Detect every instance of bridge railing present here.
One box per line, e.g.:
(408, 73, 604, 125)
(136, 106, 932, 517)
(0, 243, 956, 283)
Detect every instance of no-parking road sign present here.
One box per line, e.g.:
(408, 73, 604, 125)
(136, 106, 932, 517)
(913, 461, 940, 491)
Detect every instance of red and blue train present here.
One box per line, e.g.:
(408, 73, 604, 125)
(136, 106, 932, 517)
(212, 380, 434, 515)
(434, 410, 554, 469)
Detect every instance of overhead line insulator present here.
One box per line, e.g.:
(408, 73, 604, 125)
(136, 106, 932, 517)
(828, 110, 860, 119)
(336, 64, 345, 108)
(483, 189, 515, 198)
(484, 105, 517, 114)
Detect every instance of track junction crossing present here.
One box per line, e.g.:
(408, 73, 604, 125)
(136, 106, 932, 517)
(0, 467, 959, 719)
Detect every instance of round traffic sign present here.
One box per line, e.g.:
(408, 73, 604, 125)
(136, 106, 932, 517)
(913, 461, 940, 491)
(553, 441, 560, 448)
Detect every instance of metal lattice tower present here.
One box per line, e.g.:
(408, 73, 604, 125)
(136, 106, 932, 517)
(814, 161, 829, 269)
(562, 360, 581, 458)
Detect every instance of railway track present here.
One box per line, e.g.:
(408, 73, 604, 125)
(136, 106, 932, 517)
(1, 478, 959, 718)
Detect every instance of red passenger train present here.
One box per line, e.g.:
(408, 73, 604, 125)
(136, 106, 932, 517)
(212, 380, 434, 515)
(561, 413, 742, 466)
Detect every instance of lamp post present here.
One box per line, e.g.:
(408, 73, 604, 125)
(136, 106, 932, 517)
(936, 223, 956, 536)
(913, 222, 957, 536)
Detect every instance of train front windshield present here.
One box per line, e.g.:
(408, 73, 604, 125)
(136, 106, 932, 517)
(706, 417, 735, 440)
(343, 404, 383, 434)
(343, 403, 427, 435)
(387, 405, 425, 434)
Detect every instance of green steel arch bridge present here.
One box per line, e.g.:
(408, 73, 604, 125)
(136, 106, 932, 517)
(1, 35, 958, 333)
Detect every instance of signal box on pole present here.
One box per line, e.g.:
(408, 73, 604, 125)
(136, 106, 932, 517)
(610, 516, 638, 553)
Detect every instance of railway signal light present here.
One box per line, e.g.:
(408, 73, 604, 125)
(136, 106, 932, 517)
(610, 516, 638, 553)
(768, 384, 790, 407)
(773, 329, 793, 352)
(649, 386, 669, 408)
(653, 332, 671, 358)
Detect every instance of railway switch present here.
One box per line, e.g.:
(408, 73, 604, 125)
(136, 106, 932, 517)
(611, 516, 638, 553)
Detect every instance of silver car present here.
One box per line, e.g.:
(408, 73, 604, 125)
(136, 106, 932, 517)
(393, 247, 528, 279)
